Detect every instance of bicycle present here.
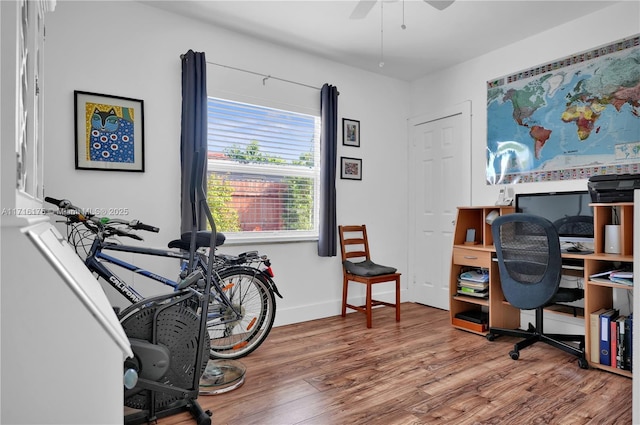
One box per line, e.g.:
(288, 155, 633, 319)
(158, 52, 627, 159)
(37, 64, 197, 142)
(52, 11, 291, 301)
(45, 196, 280, 360)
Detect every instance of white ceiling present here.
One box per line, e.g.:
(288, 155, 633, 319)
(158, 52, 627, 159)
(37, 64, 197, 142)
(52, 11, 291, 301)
(143, 0, 620, 81)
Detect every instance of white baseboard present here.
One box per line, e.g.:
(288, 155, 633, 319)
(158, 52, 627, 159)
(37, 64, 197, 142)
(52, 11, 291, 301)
(274, 289, 402, 327)
(274, 300, 342, 327)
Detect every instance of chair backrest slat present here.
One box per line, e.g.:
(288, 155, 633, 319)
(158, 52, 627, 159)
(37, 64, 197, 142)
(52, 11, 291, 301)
(339, 225, 371, 263)
(345, 250, 367, 259)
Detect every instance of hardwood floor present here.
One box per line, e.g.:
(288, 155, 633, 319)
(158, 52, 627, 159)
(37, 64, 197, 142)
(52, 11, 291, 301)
(156, 303, 631, 425)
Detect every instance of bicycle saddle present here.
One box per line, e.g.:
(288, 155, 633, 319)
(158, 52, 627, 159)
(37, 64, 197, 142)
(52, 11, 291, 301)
(168, 231, 226, 250)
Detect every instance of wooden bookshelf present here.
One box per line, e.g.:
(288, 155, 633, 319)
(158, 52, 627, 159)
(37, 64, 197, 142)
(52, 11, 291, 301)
(449, 206, 519, 335)
(450, 203, 634, 378)
(583, 202, 634, 377)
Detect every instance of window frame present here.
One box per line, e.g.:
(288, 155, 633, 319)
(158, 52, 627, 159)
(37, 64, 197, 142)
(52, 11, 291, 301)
(206, 96, 321, 244)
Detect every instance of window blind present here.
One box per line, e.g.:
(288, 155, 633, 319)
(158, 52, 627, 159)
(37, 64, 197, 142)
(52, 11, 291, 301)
(207, 97, 321, 239)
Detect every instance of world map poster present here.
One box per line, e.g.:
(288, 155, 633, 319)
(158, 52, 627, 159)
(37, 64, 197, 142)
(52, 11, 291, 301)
(486, 35, 640, 184)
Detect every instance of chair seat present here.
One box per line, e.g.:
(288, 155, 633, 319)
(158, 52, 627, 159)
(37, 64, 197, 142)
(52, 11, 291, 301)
(344, 260, 397, 277)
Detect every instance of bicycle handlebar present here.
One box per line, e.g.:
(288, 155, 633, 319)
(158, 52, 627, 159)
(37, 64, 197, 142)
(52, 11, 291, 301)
(130, 220, 160, 233)
(45, 196, 157, 240)
(44, 196, 65, 207)
(45, 196, 82, 213)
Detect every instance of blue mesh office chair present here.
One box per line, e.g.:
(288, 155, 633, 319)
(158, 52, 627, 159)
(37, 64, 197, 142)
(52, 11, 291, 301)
(488, 213, 589, 369)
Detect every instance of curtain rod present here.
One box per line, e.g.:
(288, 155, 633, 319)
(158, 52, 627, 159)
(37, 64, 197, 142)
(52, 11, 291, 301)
(206, 61, 322, 91)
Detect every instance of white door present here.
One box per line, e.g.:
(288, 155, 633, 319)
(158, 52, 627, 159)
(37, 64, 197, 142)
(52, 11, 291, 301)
(408, 102, 471, 309)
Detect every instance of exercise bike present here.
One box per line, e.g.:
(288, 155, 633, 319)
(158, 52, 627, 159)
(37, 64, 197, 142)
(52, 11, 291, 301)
(45, 194, 215, 424)
(49, 154, 221, 424)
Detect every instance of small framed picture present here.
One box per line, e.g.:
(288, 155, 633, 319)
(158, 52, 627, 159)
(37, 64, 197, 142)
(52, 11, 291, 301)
(340, 157, 362, 180)
(74, 91, 145, 172)
(342, 118, 360, 147)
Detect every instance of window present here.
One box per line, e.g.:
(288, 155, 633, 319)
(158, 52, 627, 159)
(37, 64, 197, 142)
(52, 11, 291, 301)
(207, 97, 321, 242)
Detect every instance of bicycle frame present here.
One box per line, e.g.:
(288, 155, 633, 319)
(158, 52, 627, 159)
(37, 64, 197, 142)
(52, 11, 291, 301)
(84, 238, 243, 326)
(87, 239, 189, 303)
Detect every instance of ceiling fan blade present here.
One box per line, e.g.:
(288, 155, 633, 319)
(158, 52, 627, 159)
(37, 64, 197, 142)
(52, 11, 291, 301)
(424, 0, 455, 11)
(350, 0, 377, 19)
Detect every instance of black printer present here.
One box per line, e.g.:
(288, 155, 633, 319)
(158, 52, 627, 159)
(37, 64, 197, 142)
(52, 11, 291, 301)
(588, 173, 640, 202)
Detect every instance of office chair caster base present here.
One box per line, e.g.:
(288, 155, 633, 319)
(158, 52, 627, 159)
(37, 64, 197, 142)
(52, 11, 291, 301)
(578, 357, 589, 369)
(509, 350, 519, 360)
(486, 333, 497, 341)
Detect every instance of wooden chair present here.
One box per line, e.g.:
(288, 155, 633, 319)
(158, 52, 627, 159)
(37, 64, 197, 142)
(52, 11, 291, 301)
(339, 225, 401, 328)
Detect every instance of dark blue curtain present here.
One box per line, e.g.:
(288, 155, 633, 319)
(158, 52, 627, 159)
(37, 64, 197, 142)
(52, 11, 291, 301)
(318, 84, 339, 257)
(180, 50, 208, 234)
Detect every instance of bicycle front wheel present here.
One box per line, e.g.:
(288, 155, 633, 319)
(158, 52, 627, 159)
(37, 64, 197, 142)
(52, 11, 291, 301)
(207, 267, 276, 359)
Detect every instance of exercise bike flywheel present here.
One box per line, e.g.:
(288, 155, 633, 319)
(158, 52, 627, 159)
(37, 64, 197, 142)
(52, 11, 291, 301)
(121, 302, 210, 410)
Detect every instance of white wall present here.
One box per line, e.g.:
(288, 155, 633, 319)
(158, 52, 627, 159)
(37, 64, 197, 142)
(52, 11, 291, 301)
(43, 0, 410, 326)
(409, 1, 640, 205)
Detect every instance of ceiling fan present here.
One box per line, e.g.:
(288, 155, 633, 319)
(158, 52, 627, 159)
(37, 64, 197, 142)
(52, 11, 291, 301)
(350, 0, 455, 19)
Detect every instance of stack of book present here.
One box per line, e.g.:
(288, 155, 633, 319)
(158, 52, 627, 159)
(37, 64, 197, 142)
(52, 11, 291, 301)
(457, 268, 489, 298)
(589, 270, 634, 286)
(589, 308, 633, 372)
(609, 271, 633, 286)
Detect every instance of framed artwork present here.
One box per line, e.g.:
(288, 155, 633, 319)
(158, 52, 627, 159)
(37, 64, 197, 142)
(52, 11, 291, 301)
(340, 157, 362, 180)
(342, 118, 360, 147)
(74, 91, 145, 172)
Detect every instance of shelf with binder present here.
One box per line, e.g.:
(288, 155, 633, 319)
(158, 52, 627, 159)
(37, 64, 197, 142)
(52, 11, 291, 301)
(583, 202, 633, 377)
(586, 307, 633, 378)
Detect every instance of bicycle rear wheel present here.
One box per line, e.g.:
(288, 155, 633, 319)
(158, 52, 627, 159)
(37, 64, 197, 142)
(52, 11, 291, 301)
(207, 267, 276, 359)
